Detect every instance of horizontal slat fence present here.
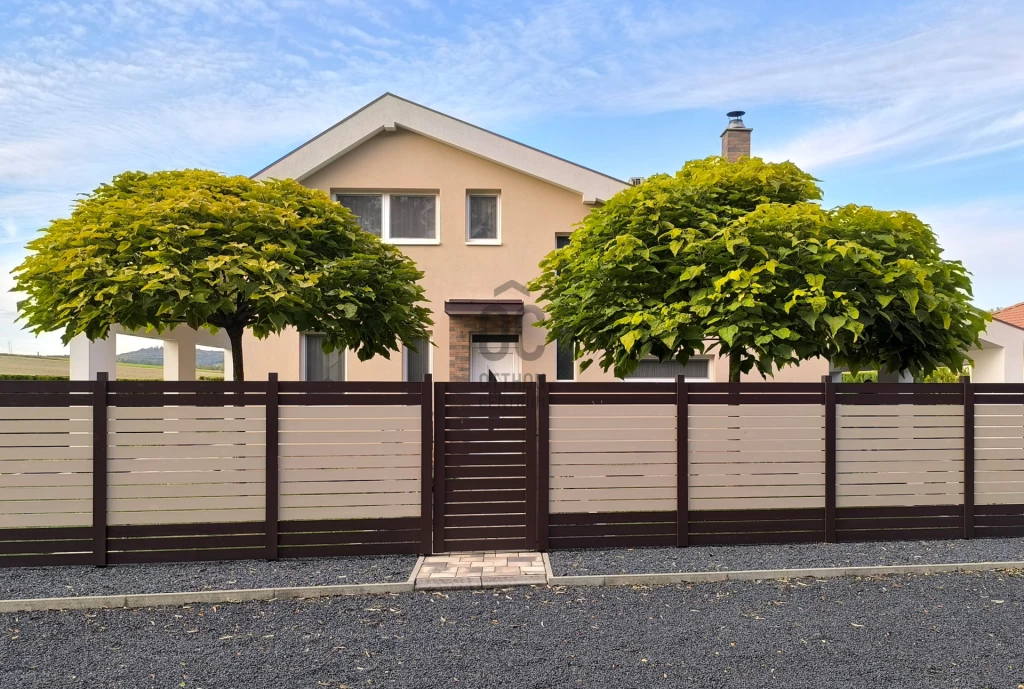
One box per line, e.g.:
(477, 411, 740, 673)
(3, 377, 1024, 565)
(687, 384, 826, 544)
(540, 379, 1024, 551)
(0, 378, 431, 567)
(547, 383, 677, 549)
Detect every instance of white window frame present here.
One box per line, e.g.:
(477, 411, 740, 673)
(334, 191, 440, 245)
(623, 356, 713, 383)
(465, 192, 501, 245)
(300, 333, 347, 382)
(402, 335, 433, 382)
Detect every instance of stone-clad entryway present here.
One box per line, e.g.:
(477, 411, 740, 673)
(414, 551, 546, 590)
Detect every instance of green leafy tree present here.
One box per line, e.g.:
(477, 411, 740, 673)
(14, 170, 432, 380)
(528, 157, 988, 381)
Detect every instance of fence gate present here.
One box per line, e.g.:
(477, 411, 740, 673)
(433, 382, 536, 552)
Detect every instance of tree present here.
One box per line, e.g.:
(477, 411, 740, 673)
(528, 157, 988, 382)
(14, 170, 432, 381)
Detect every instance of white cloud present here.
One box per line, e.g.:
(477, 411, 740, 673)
(917, 196, 1024, 310)
(1, 0, 1023, 353)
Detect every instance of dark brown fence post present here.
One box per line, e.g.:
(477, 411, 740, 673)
(265, 372, 279, 561)
(962, 375, 974, 539)
(420, 374, 433, 554)
(432, 381, 446, 553)
(823, 375, 837, 543)
(92, 371, 109, 567)
(676, 375, 688, 547)
(524, 380, 538, 550)
(537, 374, 550, 551)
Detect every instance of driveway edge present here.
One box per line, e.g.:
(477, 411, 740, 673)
(548, 559, 1024, 588)
(0, 558, 427, 613)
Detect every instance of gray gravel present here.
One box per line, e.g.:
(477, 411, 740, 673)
(550, 537, 1024, 576)
(0, 555, 418, 600)
(2, 571, 1023, 687)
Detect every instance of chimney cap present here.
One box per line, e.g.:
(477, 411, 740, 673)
(727, 110, 746, 120)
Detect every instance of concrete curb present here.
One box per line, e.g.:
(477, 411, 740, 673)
(0, 558, 427, 613)
(5, 559, 1023, 611)
(547, 560, 1024, 588)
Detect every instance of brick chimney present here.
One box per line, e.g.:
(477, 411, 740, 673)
(721, 110, 751, 162)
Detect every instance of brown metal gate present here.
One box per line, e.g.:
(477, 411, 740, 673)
(433, 382, 537, 552)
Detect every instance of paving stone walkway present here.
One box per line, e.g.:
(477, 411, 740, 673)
(415, 551, 547, 590)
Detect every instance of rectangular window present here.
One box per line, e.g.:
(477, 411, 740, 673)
(625, 357, 711, 382)
(303, 334, 345, 381)
(390, 195, 436, 240)
(335, 192, 438, 244)
(556, 234, 571, 250)
(404, 337, 431, 383)
(336, 194, 382, 236)
(556, 339, 575, 381)
(467, 194, 499, 243)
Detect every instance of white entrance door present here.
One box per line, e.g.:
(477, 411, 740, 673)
(470, 334, 521, 383)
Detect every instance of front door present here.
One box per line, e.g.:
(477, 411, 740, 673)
(470, 334, 521, 383)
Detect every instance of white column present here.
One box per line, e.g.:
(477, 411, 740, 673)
(69, 333, 117, 380)
(222, 349, 234, 381)
(163, 340, 196, 381)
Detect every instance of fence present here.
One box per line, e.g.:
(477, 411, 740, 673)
(0, 375, 431, 566)
(1, 377, 1022, 566)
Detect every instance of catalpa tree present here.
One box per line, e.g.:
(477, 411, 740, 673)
(528, 157, 988, 381)
(14, 170, 433, 380)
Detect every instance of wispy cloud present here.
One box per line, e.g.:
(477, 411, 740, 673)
(1, 0, 1022, 352)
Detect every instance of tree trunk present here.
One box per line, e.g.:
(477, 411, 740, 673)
(728, 351, 742, 383)
(227, 326, 245, 381)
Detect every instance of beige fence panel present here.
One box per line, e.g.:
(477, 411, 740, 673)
(0, 406, 93, 528)
(688, 404, 826, 511)
(549, 404, 676, 514)
(837, 404, 963, 508)
(107, 406, 266, 525)
(975, 404, 1024, 505)
(278, 405, 420, 521)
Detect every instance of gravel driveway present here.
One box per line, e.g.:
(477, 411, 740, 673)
(2, 571, 1023, 688)
(550, 537, 1024, 576)
(0, 555, 418, 600)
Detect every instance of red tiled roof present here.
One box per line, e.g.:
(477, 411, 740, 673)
(993, 302, 1024, 330)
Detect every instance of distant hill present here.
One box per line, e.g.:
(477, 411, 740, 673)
(117, 346, 224, 370)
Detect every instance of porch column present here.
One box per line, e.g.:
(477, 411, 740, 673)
(222, 349, 234, 381)
(163, 339, 196, 381)
(69, 333, 116, 380)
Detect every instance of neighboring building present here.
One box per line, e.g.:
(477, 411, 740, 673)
(243, 93, 829, 384)
(973, 304, 1024, 383)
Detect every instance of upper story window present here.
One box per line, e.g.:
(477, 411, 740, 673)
(466, 193, 500, 244)
(336, 192, 439, 244)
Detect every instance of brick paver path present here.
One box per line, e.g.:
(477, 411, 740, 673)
(415, 551, 546, 590)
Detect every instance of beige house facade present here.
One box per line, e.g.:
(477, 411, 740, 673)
(244, 94, 828, 384)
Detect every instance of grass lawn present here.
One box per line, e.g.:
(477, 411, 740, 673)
(0, 354, 223, 380)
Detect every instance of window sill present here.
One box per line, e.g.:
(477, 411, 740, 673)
(466, 239, 502, 246)
(386, 238, 441, 246)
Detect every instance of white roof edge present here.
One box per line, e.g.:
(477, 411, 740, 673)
(252, 93, 628, 203)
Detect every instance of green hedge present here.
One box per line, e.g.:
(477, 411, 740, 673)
(0, 374, 70, 381)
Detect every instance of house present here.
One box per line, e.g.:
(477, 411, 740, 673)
(68, 94, 1014, 384)
(242, 93, 829, 384)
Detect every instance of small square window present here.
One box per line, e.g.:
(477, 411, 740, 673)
(337, 194, 382, 236)
(467, 195, 499, 242)
(390, 195, 436, 240)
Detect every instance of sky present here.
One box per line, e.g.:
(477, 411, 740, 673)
(1, 0, 1023, 355)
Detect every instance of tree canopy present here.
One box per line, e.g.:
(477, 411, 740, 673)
(528, 157, 988, 381)
(14, 169, 433, 380)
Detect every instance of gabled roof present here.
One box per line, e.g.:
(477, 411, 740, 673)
(252, 93, 628, 204)
(993, 302, 1024, 331)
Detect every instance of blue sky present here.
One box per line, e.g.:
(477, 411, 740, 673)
(1, 0, 1022, 354)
